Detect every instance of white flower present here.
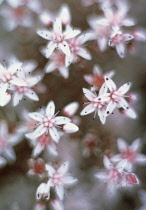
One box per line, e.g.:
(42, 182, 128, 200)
(111, 138, 146, 172)
(99, 77, 137, 119)
(37, 18, 81, 58)
(36, 183, 50, 200)
(25, 101, 79, 142)
(0, 3, 33, 31)
(84, 64, 115, 91)
(65, 32, 92, 67)
(6, 0, 42, 13)
(97, 6, 135, 30)
(109, 29, 133, 58)
(46, 161, 78, 200)
(26, 133, 58, 158)
(0, 121, 22, 166)
(0, 62, 27, 89)
(11, 66, 41, 106)
(95, 155, 127, 195)
(80, 83, 108, 124)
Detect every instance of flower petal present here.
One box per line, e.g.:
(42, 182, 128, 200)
(80, 104, 95, 116)
(46, 101, 55, 117)
(49, 127, 60, 142)
(104, 77, 117, 91)
(46, 41, 57, 58)
(55, 185, 64, 200)
(62, 175, 78, 185)
(63, 123, 79, 133)
(83, 88, 95, 101)
(37, 29, 52, 40)
(55, 116, 71, 125)
(117, 138, 128, 152)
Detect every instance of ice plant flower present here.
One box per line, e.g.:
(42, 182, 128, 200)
(111, 138, 146, 172)
(0, 121, 21, 166)
(109, 29, 134, 58)
(80, 83, 108, 124)
(65, 32, 92, 67)
(44, 50, 69, 79)
(46, 161, 78, 200)
(37, 18, 81, 58)
(100, 77, 137, 119)
(95, 155, 127, 195)
(36, 183, 50, 200)
(0, 83, 11, 107)
(25, 101, 79, 142)
(84, 64, 115, 91)
(27, 133, 58, 157)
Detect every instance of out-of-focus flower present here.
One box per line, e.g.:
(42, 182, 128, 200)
(46, 161, 78, 200)
(111, 138, 146, 172)
(0, 3, 33, 31)
(88, 16, 112, 51)
(0, 121, 22, 166)
(39, 4, 71, 27)
(95, 155, 127, 195)
(28, 158, 46, 177)
(84, 64, 115, 91)
(82, 133, 99, 157)
(36, 183, 50, 200)
(44, 50, 69, 79)
(37, 18, 81, 58)
(6, 0, 42, 13)
(27, 133, 58, 157)
(97, 6, 135, 30)
(26, 101, 79, 142)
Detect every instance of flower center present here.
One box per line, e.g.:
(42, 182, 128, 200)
(16, 86, 28, 94)
(122, 149, 136, 161)
(52, 32, 64, 43)
(43, 117, 55, 128)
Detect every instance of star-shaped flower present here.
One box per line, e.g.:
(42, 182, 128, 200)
(37, 18, 81, 58)
(46, 161, 78, 200)
(111, 138, 146, 172)
(26, 101, 79, 142)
